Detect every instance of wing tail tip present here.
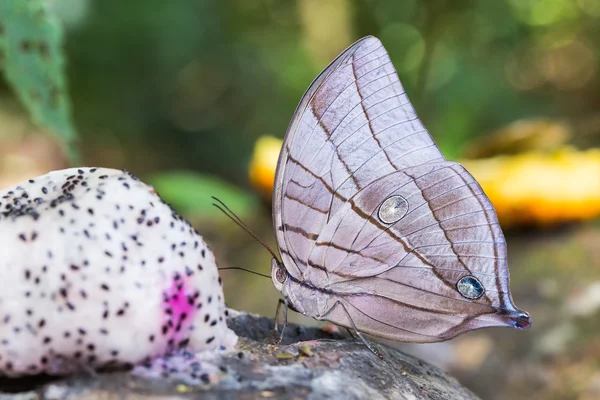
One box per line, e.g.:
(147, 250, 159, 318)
(497, 308, 532, 330)
(513, 310, 532, 330)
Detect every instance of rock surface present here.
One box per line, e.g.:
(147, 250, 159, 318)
(0, 310, 480, 400)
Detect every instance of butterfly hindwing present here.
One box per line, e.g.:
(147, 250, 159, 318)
(303, 162, 521, 340)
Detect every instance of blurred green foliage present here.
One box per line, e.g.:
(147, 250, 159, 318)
(59, 0, 600, 177)
(1, 0, 599, 226)
(0, 0, 77, 162)
(2, 0, 599, 187)
(149, 170, 259, 221)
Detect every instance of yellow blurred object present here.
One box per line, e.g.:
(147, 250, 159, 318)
(248, 136, 283, 198)
(464, 147, 600, 228)
(248, 135, 600, 228)
(463, 118, 571, 159)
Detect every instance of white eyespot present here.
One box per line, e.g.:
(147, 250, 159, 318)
(456, 276, 485, 300)
(378, 195, 409, 224)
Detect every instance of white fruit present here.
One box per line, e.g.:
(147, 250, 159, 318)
(0, 168, 237, 376)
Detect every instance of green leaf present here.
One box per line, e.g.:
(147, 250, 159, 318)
(148, 171, 259, 221)
(0, 0, 79, 163)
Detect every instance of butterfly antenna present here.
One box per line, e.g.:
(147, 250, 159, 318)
(211, 196, 280, 262)
(218, 267, 270, 279)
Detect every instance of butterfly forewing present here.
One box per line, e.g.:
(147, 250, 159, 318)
(274, 36, 444, 278)
(272, 36, 530, 342)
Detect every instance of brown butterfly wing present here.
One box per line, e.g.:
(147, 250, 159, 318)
(273, 36, 443, 279)
(272, 36, 530, 342)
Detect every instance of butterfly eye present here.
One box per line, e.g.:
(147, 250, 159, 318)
(378, 195, 409, 224)
(456, 276, 485, 299)
(275, 266, 287, 284)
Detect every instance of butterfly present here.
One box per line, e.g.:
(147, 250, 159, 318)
(268, 36, 531, 353)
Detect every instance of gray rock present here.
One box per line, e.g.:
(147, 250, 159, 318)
(0, 310, 480, 400)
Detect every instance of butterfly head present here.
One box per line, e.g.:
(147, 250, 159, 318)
(270, 258, 288, 292)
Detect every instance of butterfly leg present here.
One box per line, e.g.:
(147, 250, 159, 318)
(272, 298, 288, 344)
(345, 328, 357, 339)
(331, 301, 384, 360)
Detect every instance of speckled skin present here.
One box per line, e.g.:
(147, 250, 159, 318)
(0, 168, 237, 377)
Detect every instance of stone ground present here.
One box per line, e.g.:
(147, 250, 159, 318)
(0, 310, 479, 400)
